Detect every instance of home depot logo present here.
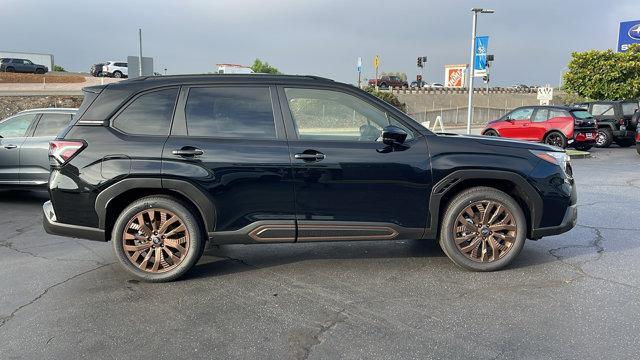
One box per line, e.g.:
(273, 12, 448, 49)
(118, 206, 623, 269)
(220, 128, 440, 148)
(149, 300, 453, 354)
(447, 68, 463, 87)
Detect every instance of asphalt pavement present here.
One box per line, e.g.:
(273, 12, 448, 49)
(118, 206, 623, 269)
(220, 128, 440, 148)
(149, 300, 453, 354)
(0, 147, 639, 360)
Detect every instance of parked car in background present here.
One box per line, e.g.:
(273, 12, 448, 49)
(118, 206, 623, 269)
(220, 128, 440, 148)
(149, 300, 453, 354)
(368, 75, 408, 88)
(426, 83, 444, 88)
(482, 105, 598, 150)
(0, 108, 76, 187)
(43, 74, 576, 282)
(573, 101, 638, 148)
(510, 84, 529, 90)
(634, 110, 640, 155)
(0, 58, 48, 74)
(90, 63, 105, 77)
(102, 61, 128, 78)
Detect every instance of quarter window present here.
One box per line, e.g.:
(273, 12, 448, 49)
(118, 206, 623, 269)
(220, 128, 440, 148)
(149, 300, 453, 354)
(184, 87, 276, 139)
(0, 113, 37, 138)
(33, 113, 73, 137)
(112, 88, 178, 135)
(549, 109, 570, 119)
(284, 88, 413, 141)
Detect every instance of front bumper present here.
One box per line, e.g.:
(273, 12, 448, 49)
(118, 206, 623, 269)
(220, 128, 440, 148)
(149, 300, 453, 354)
(530, 203, 577, 238)
(43, 201, 105, 241)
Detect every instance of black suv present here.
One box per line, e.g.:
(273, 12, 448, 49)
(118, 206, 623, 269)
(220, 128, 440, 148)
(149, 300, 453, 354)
(43, 75, 577, 281)
(574, 101, 639, 148)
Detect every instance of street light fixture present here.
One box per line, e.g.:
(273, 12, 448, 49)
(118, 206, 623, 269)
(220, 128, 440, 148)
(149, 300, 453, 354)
(466, 8, 494, 134)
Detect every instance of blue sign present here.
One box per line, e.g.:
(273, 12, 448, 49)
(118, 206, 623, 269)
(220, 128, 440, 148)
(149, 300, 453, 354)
(473, 36, 489, 77)
(618, 20, 640, 52)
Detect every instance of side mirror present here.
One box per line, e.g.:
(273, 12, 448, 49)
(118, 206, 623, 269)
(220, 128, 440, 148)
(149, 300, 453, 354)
(382, 125, 407, 146)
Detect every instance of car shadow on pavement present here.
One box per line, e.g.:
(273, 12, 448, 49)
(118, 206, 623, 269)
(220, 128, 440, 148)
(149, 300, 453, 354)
(186, 239, 447, 280)
(0, 189, 48, 204)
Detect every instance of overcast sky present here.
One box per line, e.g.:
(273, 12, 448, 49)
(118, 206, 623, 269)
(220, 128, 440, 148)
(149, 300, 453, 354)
(3, 0, 638, 85)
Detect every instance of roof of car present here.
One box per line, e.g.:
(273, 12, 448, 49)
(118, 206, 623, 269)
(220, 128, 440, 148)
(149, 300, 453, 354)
(18, 108, 78, 114)
(514, 105, 586, 112)
(123, 73, 335, 85)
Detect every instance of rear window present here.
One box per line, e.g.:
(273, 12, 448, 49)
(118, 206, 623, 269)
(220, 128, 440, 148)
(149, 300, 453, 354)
(622, 102, 639, 116)
(33, 113, 73, 137)
(571, 110, 593, 119)
(0, 59, 10, 63)
(112, 88, 179, 136)
(184, 87, 276, 139)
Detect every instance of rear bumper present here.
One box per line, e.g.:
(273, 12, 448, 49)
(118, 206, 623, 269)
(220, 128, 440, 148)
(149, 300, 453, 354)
(613, 130, 635, 139)
(43, 201, 106, 241)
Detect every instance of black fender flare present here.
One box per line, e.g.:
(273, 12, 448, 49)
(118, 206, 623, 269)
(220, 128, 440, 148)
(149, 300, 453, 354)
(423, 169, 543, 239)
(95, 178, 216, 232)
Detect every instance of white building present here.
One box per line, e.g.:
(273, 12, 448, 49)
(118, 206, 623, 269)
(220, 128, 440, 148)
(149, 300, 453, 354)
(216, 64, 253, 74)
(0, 51, 54, 70)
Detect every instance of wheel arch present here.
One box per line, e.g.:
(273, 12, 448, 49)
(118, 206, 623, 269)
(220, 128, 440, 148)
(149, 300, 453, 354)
(542, 128, 567, 141)
(425, 170, 543, 240)
(96, 178, 216, 241)
(482, 128, 500, 136)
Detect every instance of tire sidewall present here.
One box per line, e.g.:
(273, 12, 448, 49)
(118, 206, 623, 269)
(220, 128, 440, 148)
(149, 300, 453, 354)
(544, 131, 567, 148)
(596, 128, 612, 148)
(112, 196, 204, 282)
(439, 187, 527, 272)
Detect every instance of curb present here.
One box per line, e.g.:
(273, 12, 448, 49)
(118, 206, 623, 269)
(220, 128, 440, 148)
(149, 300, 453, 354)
(566, 150, 591, 159)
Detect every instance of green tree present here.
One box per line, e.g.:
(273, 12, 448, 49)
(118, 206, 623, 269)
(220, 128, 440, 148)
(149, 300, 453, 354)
(250, 59, 281, 74)
(53, 65, 66, 72)
(563, 44, 640, 100)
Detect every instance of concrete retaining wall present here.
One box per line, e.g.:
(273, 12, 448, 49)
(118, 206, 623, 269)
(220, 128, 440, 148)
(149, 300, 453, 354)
(0, 96, 83, 119)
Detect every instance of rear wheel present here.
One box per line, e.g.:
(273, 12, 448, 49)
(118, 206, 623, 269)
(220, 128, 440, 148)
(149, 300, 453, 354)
(483, 129, 499, 137)
(615, 138, 634, 147)
(544, 131, 567, 148)
(439, 187, 526, 272)
(5, 67, 14, 72)
(113, 71, 123, 78)
(112, 196, 205, 282)
(595, 128, 613, 148)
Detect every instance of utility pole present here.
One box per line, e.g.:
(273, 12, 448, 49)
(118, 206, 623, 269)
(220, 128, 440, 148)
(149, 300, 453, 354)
(466, 8, 494, 134)
(138, 28, 143, 77)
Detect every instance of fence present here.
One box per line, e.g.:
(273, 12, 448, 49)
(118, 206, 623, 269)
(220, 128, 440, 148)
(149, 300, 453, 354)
(407, 106, 511, 127)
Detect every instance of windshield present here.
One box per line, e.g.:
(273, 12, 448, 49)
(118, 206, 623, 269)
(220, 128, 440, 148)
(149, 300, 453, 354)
(622, 102, 639, 116)
(571, 110, 593, 119)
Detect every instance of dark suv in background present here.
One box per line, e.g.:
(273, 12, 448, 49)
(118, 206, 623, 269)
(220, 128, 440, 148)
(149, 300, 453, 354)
(0, 58, 49, 74)
(43, 75, 577, 281)
(574, 101, 639, 147)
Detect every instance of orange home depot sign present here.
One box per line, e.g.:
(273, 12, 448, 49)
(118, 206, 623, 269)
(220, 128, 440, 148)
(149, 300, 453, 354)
(445, 64, 467, 88)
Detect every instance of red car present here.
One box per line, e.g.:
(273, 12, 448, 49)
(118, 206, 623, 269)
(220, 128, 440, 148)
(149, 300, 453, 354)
(482, 106, 598, 150)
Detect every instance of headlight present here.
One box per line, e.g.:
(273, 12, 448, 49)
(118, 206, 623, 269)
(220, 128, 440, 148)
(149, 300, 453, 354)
(530, 150, 571, 174)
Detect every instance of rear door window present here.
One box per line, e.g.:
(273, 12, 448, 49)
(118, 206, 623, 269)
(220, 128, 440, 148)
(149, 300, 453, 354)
(621, 103, 638, 116)
(112, 88, 178, 136)
(184, 87, 276, 139)
(33, 113, 73, 137)
(0, 114, 37, 138)
(532, 109, 549, 122)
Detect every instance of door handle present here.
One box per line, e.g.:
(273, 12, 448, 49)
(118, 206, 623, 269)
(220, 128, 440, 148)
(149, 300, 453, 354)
(3, 144, 17, 149)
(172, 147, 204, 157)
(294, 152, 325, 161)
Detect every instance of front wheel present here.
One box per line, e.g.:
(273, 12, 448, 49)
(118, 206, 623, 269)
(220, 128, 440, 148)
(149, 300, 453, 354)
(35, 68, 45, 74)
(112, 196, 205, 282)
(113, 71, 123, 78)
(439, 187, 527, 271)
(483, 129, 499, 137)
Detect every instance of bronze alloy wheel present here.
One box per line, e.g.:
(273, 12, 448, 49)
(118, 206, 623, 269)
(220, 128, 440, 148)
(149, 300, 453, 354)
(122, 208, 190, 273)
(452, 200, 517, 262)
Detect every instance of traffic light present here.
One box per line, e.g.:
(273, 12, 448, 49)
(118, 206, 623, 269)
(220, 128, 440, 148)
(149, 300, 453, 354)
(483, 74, 490, 82)
(417, 57, 423, 68)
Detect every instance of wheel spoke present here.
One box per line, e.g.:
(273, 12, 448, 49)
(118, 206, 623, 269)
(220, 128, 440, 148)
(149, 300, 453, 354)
(460, 236, 482, 253)
(158, 216, 180, 234)
(139, 250, 153, 270)
(165, 224, 186, 237)
(164, 238, 186, 254)
(124, 243, 152, 252)
(455, 232, 477, 244)
(489, 224, 517, 232)
(151, 247, 162, 272)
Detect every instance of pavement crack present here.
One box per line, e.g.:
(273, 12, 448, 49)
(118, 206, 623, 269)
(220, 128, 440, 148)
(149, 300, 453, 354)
(297, 308, 347, 360)
(0, 263, 114, 329)
(0, 240, 105, 265)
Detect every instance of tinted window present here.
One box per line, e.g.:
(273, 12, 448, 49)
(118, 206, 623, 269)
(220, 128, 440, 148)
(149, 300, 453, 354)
(591, 104, 614, 116)
(12, 59, 23, 64)
(0, 59, 9, 64)
(284, 88, 414, 142)
(532, 109, 548, 122)
(571, 110, 593, 119)
(24, 59, 33, 65)
(507, 108, 533, 120)
(33, 113, 73, 137)
(0, 113, 37, 138)
(112, 88, 178, 135)
(622, 103, 638, 116)
(185, 87, 276, 139)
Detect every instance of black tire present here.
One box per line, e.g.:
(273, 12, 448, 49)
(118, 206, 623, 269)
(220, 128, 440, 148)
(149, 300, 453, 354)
(544, 131, 567, 148)
(573, 144, 593, 151)
(615, 138, 634, 147)
(595, 128, 613, 148)
(483, 129, 499, 137)
(439, 187, 527, 272)
(112, 195, 205, 282)
(35, 68, 45, 74)
(5, 67, 14, 72)
(378, 82, 387, 88)
(113, 71, 123, 78)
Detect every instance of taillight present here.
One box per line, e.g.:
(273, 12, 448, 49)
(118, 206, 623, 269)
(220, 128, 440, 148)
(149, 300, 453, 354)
(619, 119, 626, 125)
(49, 140, 84, 165)
(636, 132, 640, 142)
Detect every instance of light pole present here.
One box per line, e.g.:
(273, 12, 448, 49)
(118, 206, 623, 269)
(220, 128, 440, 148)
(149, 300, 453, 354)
(138, 28, 143, 77)
(466, 8, 494, 134)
